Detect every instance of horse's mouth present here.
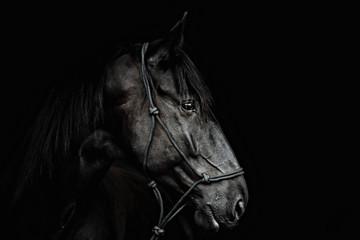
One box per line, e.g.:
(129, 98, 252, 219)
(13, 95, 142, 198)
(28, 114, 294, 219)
(194, 205, 220, 232)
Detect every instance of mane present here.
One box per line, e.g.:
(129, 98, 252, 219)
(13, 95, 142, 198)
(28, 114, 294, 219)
(16, 45, 127, 186)
(174, 48, 213, 116)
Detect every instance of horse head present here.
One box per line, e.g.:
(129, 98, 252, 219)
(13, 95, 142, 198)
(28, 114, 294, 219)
(104, 13, 248, 234)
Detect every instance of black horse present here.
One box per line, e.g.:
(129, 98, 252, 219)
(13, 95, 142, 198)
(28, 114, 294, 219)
(1, 13, 248, 240)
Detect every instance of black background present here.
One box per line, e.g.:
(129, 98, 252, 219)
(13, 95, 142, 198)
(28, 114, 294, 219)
(1, 1, 352, 239)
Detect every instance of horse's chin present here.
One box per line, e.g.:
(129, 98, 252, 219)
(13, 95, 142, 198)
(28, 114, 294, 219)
(194, 206, 220, 232)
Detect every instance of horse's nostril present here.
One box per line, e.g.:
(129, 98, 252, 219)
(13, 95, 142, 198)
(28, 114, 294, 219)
(235, 198, 245, 219)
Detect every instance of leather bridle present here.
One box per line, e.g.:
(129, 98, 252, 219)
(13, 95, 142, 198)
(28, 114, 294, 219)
(140, 42, 245, 240)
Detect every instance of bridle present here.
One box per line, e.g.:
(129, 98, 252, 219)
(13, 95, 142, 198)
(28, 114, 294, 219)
(140, 42, 245, 240)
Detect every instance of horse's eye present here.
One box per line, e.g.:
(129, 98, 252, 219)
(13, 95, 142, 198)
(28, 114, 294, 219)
(181, 100, 196, 112)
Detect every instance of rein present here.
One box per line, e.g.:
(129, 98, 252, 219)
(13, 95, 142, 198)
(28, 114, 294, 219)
(140, 42, 245, 240)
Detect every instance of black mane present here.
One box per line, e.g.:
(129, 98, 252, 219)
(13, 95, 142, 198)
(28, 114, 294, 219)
(20, 59, 106, 185)
(174, 48, 213, 116)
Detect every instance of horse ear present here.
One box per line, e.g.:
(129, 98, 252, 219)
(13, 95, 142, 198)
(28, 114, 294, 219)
(168, 11, 188, 48)
(147, 12, 188, 68)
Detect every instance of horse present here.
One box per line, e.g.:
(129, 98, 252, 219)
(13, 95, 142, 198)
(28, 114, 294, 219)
(1, 12, 248, 240)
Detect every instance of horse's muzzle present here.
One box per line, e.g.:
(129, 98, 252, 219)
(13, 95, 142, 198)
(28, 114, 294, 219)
(192, 176, 248, 231)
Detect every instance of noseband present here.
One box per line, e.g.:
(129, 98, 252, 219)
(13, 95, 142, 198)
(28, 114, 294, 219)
(140, 42, 245, 240)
